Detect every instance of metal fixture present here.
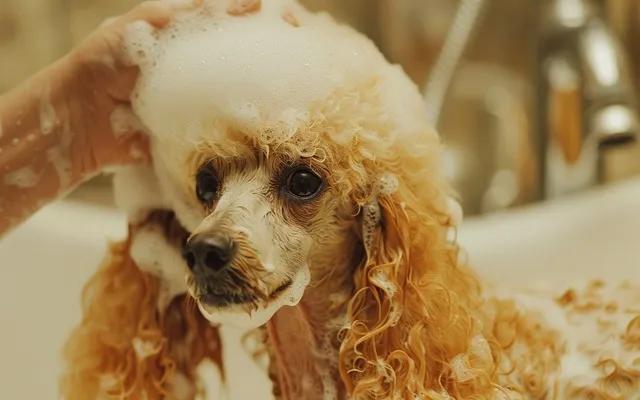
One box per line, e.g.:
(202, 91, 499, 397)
(537, 0, 639, 199)
(422, 0, 489, 126)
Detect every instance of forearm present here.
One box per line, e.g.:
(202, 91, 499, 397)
(0, 56, 90, 236)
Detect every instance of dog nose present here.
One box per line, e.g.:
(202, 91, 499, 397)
(182, 233, 234, 273)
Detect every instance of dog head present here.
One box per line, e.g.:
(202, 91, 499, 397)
(79, 1, 499, 398)
(118, 0, 443, 329)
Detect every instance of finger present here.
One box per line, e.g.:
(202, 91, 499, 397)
(99, 16, 119, 29)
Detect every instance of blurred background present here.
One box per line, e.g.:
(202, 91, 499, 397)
(2, 2, 640, 399)
(1, 0, 640, 216)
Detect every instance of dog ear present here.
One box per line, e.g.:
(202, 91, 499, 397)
(59, 231, 224, 400)
(338, 175, 501, 399)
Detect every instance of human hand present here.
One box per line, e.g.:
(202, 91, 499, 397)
(63, 0, 198, 174)
(0, 1, 199, 237)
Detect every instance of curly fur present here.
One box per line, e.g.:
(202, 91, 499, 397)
(60, 233, 224, 400)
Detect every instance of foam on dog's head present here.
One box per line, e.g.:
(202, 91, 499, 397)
(125, 0, 389, 142)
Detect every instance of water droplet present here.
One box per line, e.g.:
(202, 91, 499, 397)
(12, 138, 19, 145)
(27, 134, 36, 142)
(220, 56, 226, 61)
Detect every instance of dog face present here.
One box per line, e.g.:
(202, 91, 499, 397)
(149, 125, 361, 327)
(124, 0, 439, 330)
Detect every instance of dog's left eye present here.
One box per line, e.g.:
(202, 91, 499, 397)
(195, 165, 219, 205)
(286, 168, 323, 199)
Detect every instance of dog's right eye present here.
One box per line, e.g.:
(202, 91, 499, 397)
(195, 165, 219, 206)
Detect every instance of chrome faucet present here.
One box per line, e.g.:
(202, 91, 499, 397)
(536, 0, 639, 199)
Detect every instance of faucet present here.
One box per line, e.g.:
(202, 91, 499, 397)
(536, 0, 639, 199)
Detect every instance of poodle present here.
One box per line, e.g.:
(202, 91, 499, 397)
(60, 0, 640, 399)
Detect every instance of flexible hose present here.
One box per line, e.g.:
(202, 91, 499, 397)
(423, 0, 490, 126)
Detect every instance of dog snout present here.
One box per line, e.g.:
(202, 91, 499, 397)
(182, 233, 235, 274)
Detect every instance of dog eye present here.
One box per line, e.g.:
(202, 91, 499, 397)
(286, 168, 322, 199)
(195, 165, 219, 205)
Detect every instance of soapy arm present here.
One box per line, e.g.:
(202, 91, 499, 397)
(0, 1, 192, 238)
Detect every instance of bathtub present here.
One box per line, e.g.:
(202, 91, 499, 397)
(1, 178, 638, 399)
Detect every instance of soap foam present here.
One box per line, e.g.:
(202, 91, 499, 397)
(369, 269, 397, 297)
(377, 173, 399, 196)
(361, 200, 381, 256)
(132, 337, 158, 359)
(112, 165, 170, 223)
(45, 147, 72, 191)
(109, 105, 147, 139)
(39, 85, 57, 135)
(127, 0, 385, 141)
(123, 20, 158, 66)
(2, 166, 40, 188)
(198, 264, 311, 329)
(130, 225, 189, 310)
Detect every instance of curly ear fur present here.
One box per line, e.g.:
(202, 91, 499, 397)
(338, 157, 511, 399)
(60, 233, 224, 400)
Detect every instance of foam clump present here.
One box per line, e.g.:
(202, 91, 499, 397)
(112, 166, 169, 223)
(369, 269, 397, 297)
(126, 0, 387, 141)
(2, 166, 40, 188)
(361, 201, 381, 256)
(39, 86, 57, 135)
(130, 225, 189, 309)
(377, 172, 399, 196)
(131, 337, 158, 359)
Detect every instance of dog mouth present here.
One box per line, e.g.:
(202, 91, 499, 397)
(194, 278, 293, 309)
(196, 269, 309, 329)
